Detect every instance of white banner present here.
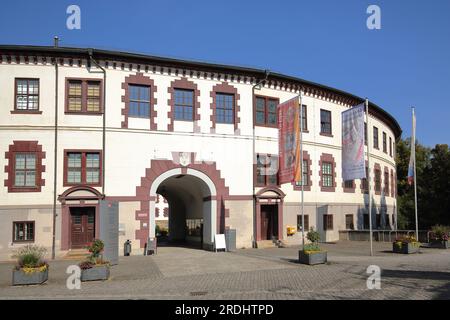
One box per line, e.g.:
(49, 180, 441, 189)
(342, 103, 366, 181)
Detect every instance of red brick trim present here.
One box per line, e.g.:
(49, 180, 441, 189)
(292, 150, 312, 191)
(58, 185, 104, 203)
(134, 159, 230, 248)
(342, 179, 356, 193)
(318, 153, 336, 192)
(121, 73, 158, 130)
(384, 166, 390, 196)
(390, 169, 395, 198)
(210, 82, 240, 132)
(255, 186, 286, 198)
(167, 77, 201, 132)
(374, 163, 381, 195)
(4, 141, 45, 192)
(359, 160, 369, 193)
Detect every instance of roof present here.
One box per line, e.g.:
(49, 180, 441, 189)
(0, 44, 402, 138)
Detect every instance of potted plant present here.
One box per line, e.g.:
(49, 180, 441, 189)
(298, 228, 327, 265)
(12, 245, 49, 286)
(79, 239, 110, 281)
(429, 225, 449, 249)
(393, 235, 420, 254)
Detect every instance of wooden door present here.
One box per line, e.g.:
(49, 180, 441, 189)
(70, 207, 95, 248)
(261, 205, 278, 240)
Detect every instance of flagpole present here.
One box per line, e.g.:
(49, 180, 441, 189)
(412, 107, 419, 240)
(366, 98, 373, 256)
(299, 92, 305, 250)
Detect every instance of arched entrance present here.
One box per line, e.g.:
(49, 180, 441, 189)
(149, 168, 217, 250)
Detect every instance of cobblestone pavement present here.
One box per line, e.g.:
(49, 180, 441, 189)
(0, 241, 449, 300)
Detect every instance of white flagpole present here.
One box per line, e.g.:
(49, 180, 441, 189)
(366, 98, 373, 256)
(299, 92, 305, 250)
(412, 107, 419, 240)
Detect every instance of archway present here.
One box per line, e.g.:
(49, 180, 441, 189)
(149, 168, 217, 250)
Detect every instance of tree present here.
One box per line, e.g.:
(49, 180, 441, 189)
(396, 139, 449, 230)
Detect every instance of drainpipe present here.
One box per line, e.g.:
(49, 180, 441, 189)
(251, 70, 270, 248)
(51, 36, 59, 260)
(88, 49, 106, 196)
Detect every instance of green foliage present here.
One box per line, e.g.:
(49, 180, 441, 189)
(303, 243, 321, 253)
(306, 228, 320, 244)
(430, 225, 450, 241)
(155, 224, 161, 236)
(396, 140, 450, 229)
(86, 239, 104, 259)
(13, 245, 47, 269)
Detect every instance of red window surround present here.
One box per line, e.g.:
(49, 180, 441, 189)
(4, 141, 45, 193)
(342, 179, 356, 193)
(359, 160, 369, 193)
(374, 163, 382, 195)
(319, 153, 336, 192)
(292, 150, 312, 191)
(167, 77, 201, 132)
(254, 95, 279, 128)
(63, 150, 102, 187)
(390, 169, 395, 198)
(210, 82, 240, 132)
(65, 78, 103, 115)
(121, 72, 158, 130)
(384, 166, 390, 196)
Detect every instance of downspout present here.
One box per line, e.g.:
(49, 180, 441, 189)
(51, 36, 59, 260)
(88, 49, 106, 195)
(251, 70, 270, 248)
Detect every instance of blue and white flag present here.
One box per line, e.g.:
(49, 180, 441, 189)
(342, 103, 366, 181)
(407, 108, 416, 185)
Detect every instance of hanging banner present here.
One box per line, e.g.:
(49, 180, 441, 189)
(278, 96, 301, 184)
(342, 103, 366, 181)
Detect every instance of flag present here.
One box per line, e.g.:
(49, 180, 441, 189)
(342, 103, 366, 180)
(407, 109, 416, 185)
(278, 96, 302, 184)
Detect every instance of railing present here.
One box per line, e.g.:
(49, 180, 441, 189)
(339, 230, 429, 243)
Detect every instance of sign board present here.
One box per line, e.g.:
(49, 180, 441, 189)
(214, 234, 226, 252)
(99, 200, 119, 265)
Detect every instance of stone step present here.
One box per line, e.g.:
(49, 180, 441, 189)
(63, 249, 90, 261)
(256, 240, 277, 249)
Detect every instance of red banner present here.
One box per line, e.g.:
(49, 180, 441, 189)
(278, 96, 301, 185)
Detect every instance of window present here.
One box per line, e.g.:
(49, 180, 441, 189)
(129, 84, 150, 118)
(67, 79, 101, 113)
(362, 166, 369, 193)
(384, 170, 389, 194)
(323, 214, 333, 231)
(297, 214, 309, 232)
(389, 137, 393, 157)
(15, 78, 39, 111)
(376, 214, 381, 229)
(345, 214, 354, 230)
(255, 96, 278, 127)
(364, 122, 367, 145)
(373, 127, 379, 149)
(383, 132, 387, 153)
(14, 153, 36, 187)
(65, 151, 101, 186)
(174, 89, 194, 121)
(256, 154, 278, 186)
(363, 214, 369, 229)
(375, 168, 381, 192)
(13, 221, 35, 242)
(216, 93, 235, 124)
(344, 180, 354, 189)
(320, 109, 332, 135)
(322, 162, 333, 187)
(301, 104, 308, 131)
(294, 160, 309, 187)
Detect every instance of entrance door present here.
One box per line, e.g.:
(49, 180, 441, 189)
(260, 204, 278, 240)
(70, 207, 95, 248)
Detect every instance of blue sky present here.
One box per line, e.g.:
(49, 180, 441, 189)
(1, 0, 449, 146)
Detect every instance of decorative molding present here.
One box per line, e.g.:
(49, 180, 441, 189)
(210, 82, 240, 133)
(318, 153, 336, 192)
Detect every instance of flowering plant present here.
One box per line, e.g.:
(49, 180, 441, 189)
(79, 239, 109, 269)
(12, 245, 49, 273)
(429, 225, 450, 242)
(394, 235, 420, 248)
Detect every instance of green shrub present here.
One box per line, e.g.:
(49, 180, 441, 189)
(306, 228, 320, 244)
(13, 245, 47, 269)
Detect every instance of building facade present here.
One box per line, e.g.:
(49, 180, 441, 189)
(0, 45, 401, 259)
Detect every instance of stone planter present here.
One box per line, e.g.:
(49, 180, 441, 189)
(80, 265, 110, 281)
(429, 240, 449, 249)
(393, 242, 420, 254)
(12, 268, 48, 286)
(298, 250, 327, 265)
